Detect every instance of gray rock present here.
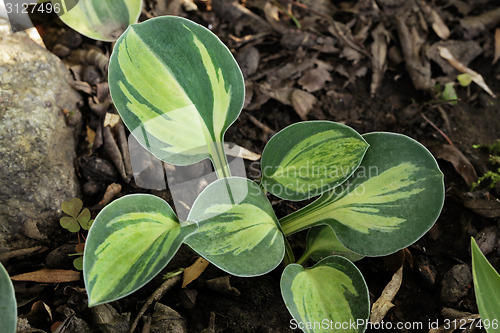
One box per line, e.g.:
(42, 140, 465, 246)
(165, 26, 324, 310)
(0, 19, 81, 252)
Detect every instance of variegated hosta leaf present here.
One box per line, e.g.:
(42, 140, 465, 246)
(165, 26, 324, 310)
(280, 132, 444, 256)
(109, 16, 244, 173)
(471, 238, 500, 333)
(301, 226, 364, 264)
(184, 177, 285, 277)
(261, 121, 368, 201)
(281, 256, 369, 333)
(0, 263, 17, 333)
(55, 0, 142, 41)
(83, 194, 196, 306)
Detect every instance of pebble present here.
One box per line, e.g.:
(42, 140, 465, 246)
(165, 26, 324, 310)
(440, 264, 472, 306)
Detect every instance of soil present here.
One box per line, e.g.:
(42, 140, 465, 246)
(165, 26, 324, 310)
(7, 1, 500, 332)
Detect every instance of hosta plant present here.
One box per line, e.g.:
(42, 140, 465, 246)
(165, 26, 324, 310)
(83, 16, 445, 332)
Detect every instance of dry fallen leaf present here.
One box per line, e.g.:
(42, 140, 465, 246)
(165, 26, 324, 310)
(370, 265, 403, 323)
(291, 89, 317, 120)
(11, 269, 80, 283)
(298, 67, 332, 93)
(438, 46, 496, 97)
(430, 144, 478, 187)
(182, 257, 209, 288)
(104, 113, 121, 128)
(98, 183, 122, 206)
(494, 28, 500, 64)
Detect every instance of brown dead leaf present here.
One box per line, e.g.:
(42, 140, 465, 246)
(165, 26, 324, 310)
(449, 188, 500, 218)
(370, 265, 403, 323)
(427, 40, 482, 77)
(370, 23, 390, 96)
(104, 113, 121, 128)
(438, 46, 496, 97)
(86, 125, 96, 148)
(430, 145, 478, 187)
(494, 28, 500, 65)
(259, 83, 293, 105)
(11, 269, 80, 283)
(30, 300, 53, 322)
(298, 67, 332, 93)
(98, 183, 122, 206)
(417, 0, 450, 40)
(291, 89, 317, 120)
(182, 257, 209, 288)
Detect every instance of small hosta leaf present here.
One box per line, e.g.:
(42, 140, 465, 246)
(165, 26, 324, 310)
(261, 121, 368, 201)
(0, 263, 17, 333)
(55, 0, 142, 41)
(302, 226, 364, 263)
(185, 177, 285, 277)
(281, 256, 369, 333)
(61, 198, 83, 218)
(109, 16, 244, 167)
(281, 132, 444, 256)
(471, 238, 500, 333)
(84, 194, 196, 306)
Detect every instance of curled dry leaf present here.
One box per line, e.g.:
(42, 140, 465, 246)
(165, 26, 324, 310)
(98, 183, 122, 206)
(430, 144, 478, 187)
(291, 89, 317, 120)
(298, 67, 332, 93)
(438, 46, 496, 98)
(370, 23, 390, 96)
(370, 265, 403, 323)
(11, 269, 80, 283)
(182, 257, 210, 288)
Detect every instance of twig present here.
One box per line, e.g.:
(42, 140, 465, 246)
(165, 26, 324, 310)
(247, 114, 275, 135)
(420, 112, 454, 146)
(129, 275, 181, 333)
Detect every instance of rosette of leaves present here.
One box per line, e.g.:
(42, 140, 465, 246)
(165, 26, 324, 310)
(83, 16, 445, 332)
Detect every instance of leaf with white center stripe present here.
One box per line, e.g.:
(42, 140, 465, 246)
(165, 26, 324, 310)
(261, 121, 369, 201)
(281, 256, 369, 333)
(185, 177, 285, 276)
(280, 132, 444, 256)
(0, 263, 16, 333)
(83, 194, 196, 306)
(109, 16, 244, 176)
(55, 0, 142, 41)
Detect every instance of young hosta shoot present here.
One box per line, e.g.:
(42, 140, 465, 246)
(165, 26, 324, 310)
(261, 121, 369, 201)
(278, 132, 445, 256)
(83, 194, 197, 306)
(471, 238, 500, 333)
(0, 262, 17, 333)
(108, 16, 244, 177)
(54, 0, 142, 41)
(281, 256, 369, 333)
(84, 15, 446, 333)
(184, 177, 284, 276)
(297, 225, 365, 265)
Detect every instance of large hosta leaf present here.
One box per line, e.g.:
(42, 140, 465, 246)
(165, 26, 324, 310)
(471, 238, 500, 333)
(109, 16, 244, 174)
(261, 121, 368, 201)
(184, 177, 285, 276)
(280, 132, 444, 256)
(84, 194, 196, 306)
(0, 263, 16, 333)
(56, 0, 142, 41)
(281, 256, 369, 333)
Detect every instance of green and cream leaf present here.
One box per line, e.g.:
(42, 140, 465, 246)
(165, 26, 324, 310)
(109, 16, 244, 176)
(0, 263, 17, 333)
(281, 256, 369, 333)
(83, 194, 196, 306)
(280, 132, 444, 256)
(185, 177, 285, 276)
(261, 121, 368, 201)
(56, 0, 142, 41)
(471, 238, 500, 333)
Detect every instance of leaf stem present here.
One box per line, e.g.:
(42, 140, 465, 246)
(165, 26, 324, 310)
(279, 204, 320, 236)
(210, 141, 232, 179)
(282, 237, 296, 266)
